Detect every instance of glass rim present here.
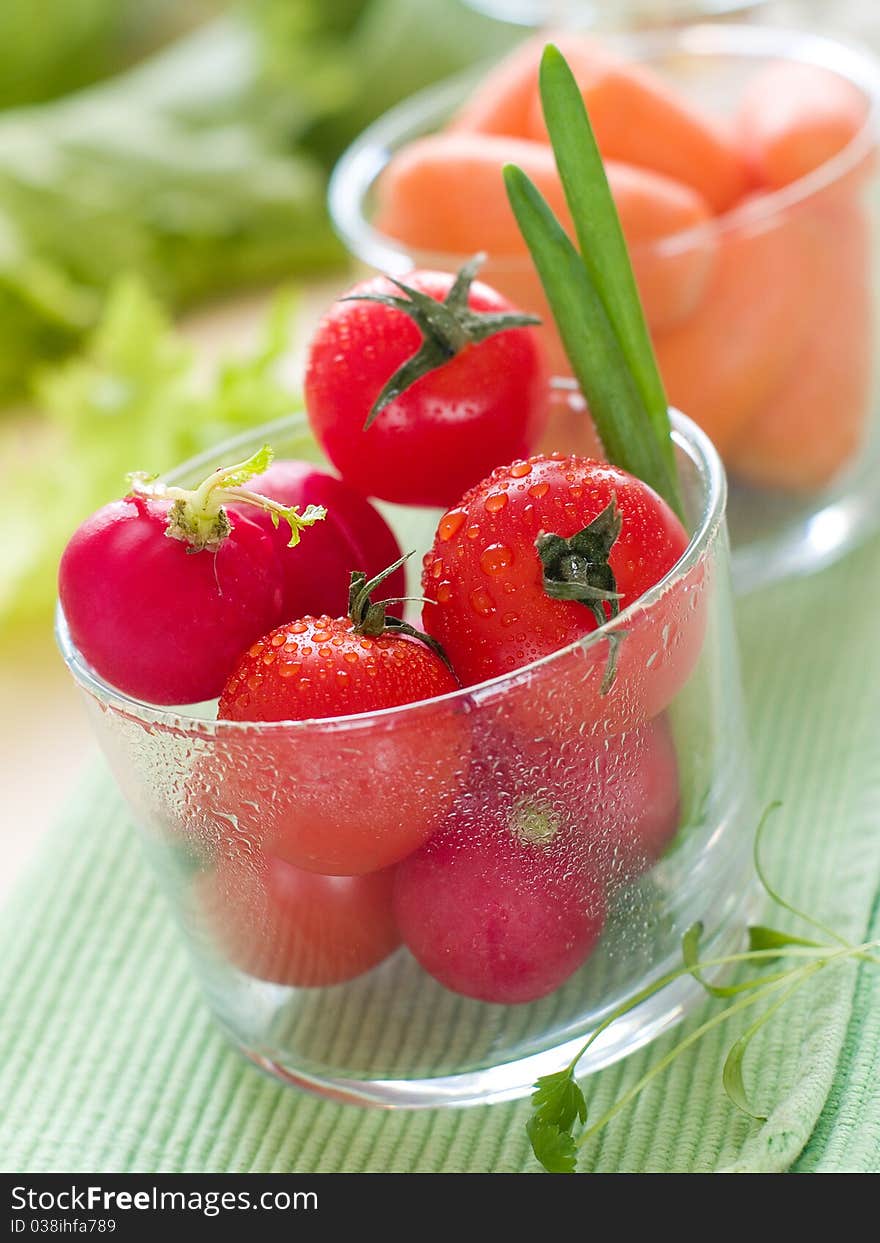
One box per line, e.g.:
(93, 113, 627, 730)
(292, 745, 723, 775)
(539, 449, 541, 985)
(328, 22, 880, 274)
(55, 407, 727, 737)
(465, 0, 766, 19)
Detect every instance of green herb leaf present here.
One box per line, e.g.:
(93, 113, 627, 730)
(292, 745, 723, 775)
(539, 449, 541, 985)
(721, 965, 822, 1122)
(747, 926, 822, 956)
(538, 44, 675, 485)
(504, 164, 679, 510)
(526, 1118, 578, 1175)
(531, 1069, 587, 1132)
(722, 1029, 769, 1123)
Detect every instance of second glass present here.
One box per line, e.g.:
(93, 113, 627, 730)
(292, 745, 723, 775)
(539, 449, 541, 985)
(329, 23, 880, 593)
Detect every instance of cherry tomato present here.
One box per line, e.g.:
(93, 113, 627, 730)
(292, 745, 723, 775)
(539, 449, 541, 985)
(199, 848, 400, 987)
(214, 589, 469, 875)
(304, 268, 547, 507)
(422, 454, 702, 735)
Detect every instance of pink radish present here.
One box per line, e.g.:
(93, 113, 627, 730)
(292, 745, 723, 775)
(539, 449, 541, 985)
(59, 445, 325, 704)
(240, 460, 405, 620)
(394, 788, 606, 1004)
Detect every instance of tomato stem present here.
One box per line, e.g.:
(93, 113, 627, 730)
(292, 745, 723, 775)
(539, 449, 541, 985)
(348, 555, 456, 675)
(536, 497, 624, 693)
(343, 254, 542, 430)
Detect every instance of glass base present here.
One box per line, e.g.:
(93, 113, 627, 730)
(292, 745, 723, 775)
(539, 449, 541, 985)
(215, 881, 759, 1110)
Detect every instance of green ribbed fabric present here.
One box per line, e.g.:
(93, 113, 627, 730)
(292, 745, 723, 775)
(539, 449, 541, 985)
(2, 537, 880, 1174)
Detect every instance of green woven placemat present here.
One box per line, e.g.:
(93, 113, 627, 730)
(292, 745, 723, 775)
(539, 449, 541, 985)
(2, 536, 880, 1174)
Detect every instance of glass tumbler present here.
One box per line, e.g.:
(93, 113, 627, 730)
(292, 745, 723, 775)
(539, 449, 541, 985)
(56, 405, 755, 1107)
(329, 23, 880, 593)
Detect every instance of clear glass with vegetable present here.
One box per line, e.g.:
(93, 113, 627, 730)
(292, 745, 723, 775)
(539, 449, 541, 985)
(56, 45, 756, 1110)
(330, 22, 880, 591)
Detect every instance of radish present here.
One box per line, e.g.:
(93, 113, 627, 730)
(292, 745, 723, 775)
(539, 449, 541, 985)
(394, 789, 606, 1004)
(58, 445, 325, 704)
(240, 459, 405, 620)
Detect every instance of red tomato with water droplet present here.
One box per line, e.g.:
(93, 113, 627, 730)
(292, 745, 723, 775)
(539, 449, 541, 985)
(304, 270, 547, 507)
(206, 616, 469, 875)
(422, 454, 704, 736)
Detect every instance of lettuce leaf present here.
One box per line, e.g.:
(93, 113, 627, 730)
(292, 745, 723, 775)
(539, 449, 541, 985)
(0, 278, 307, 630)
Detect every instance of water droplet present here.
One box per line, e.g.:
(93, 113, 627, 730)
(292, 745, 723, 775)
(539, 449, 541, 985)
(466, 524, 481, 541)
(319, 646, 333, 659)
(439, 509, 466, 541)
(436, 581, 453, 604)
(501, 612, 520, 627)
(262, 651, 276, 666)
(469, 587, 495, 617)
(312, 628, 331, 644)
(430, 559, 444, 579)
(290, 621, 308, 634)
(484, 492, 508, 513)
(510, 461, 532, 478)
(569, 485, 583, 499)
(279, 662, 301, 679)
(248, 642, 263, 659)
(359, 638, 373, 650)
(529, 482, 550, 499)
(270, 633, 286, 648)
(480, 543, 514, 576)
(343, 651, 358, 664)
(336, 669, 349, 684)
(246, 674, 262, 691)
(297, 678, 312, 691)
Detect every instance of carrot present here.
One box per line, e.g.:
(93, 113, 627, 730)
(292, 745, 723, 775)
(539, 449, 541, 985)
(449, 33, 545, 138)
(654, 202, 823, 456)
(376, 133, 571, 254)
(524, 34, 751, 213)
(726, 200, 871, 491)
(736, 61, 869, 189)
(376, 131, 715, 331)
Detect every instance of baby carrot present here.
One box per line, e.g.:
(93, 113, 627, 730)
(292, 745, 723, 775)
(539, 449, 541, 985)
(736, 60, 869, 189)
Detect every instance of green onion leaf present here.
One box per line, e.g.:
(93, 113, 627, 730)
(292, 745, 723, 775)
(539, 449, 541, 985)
(504, 164, 680, 510)
(538, 45, 675, 479)
(504, 44, 683, 517)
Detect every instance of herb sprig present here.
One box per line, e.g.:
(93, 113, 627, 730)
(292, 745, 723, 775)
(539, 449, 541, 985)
(526, 805, 880, 1173)
(503, 44, 683, 518)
